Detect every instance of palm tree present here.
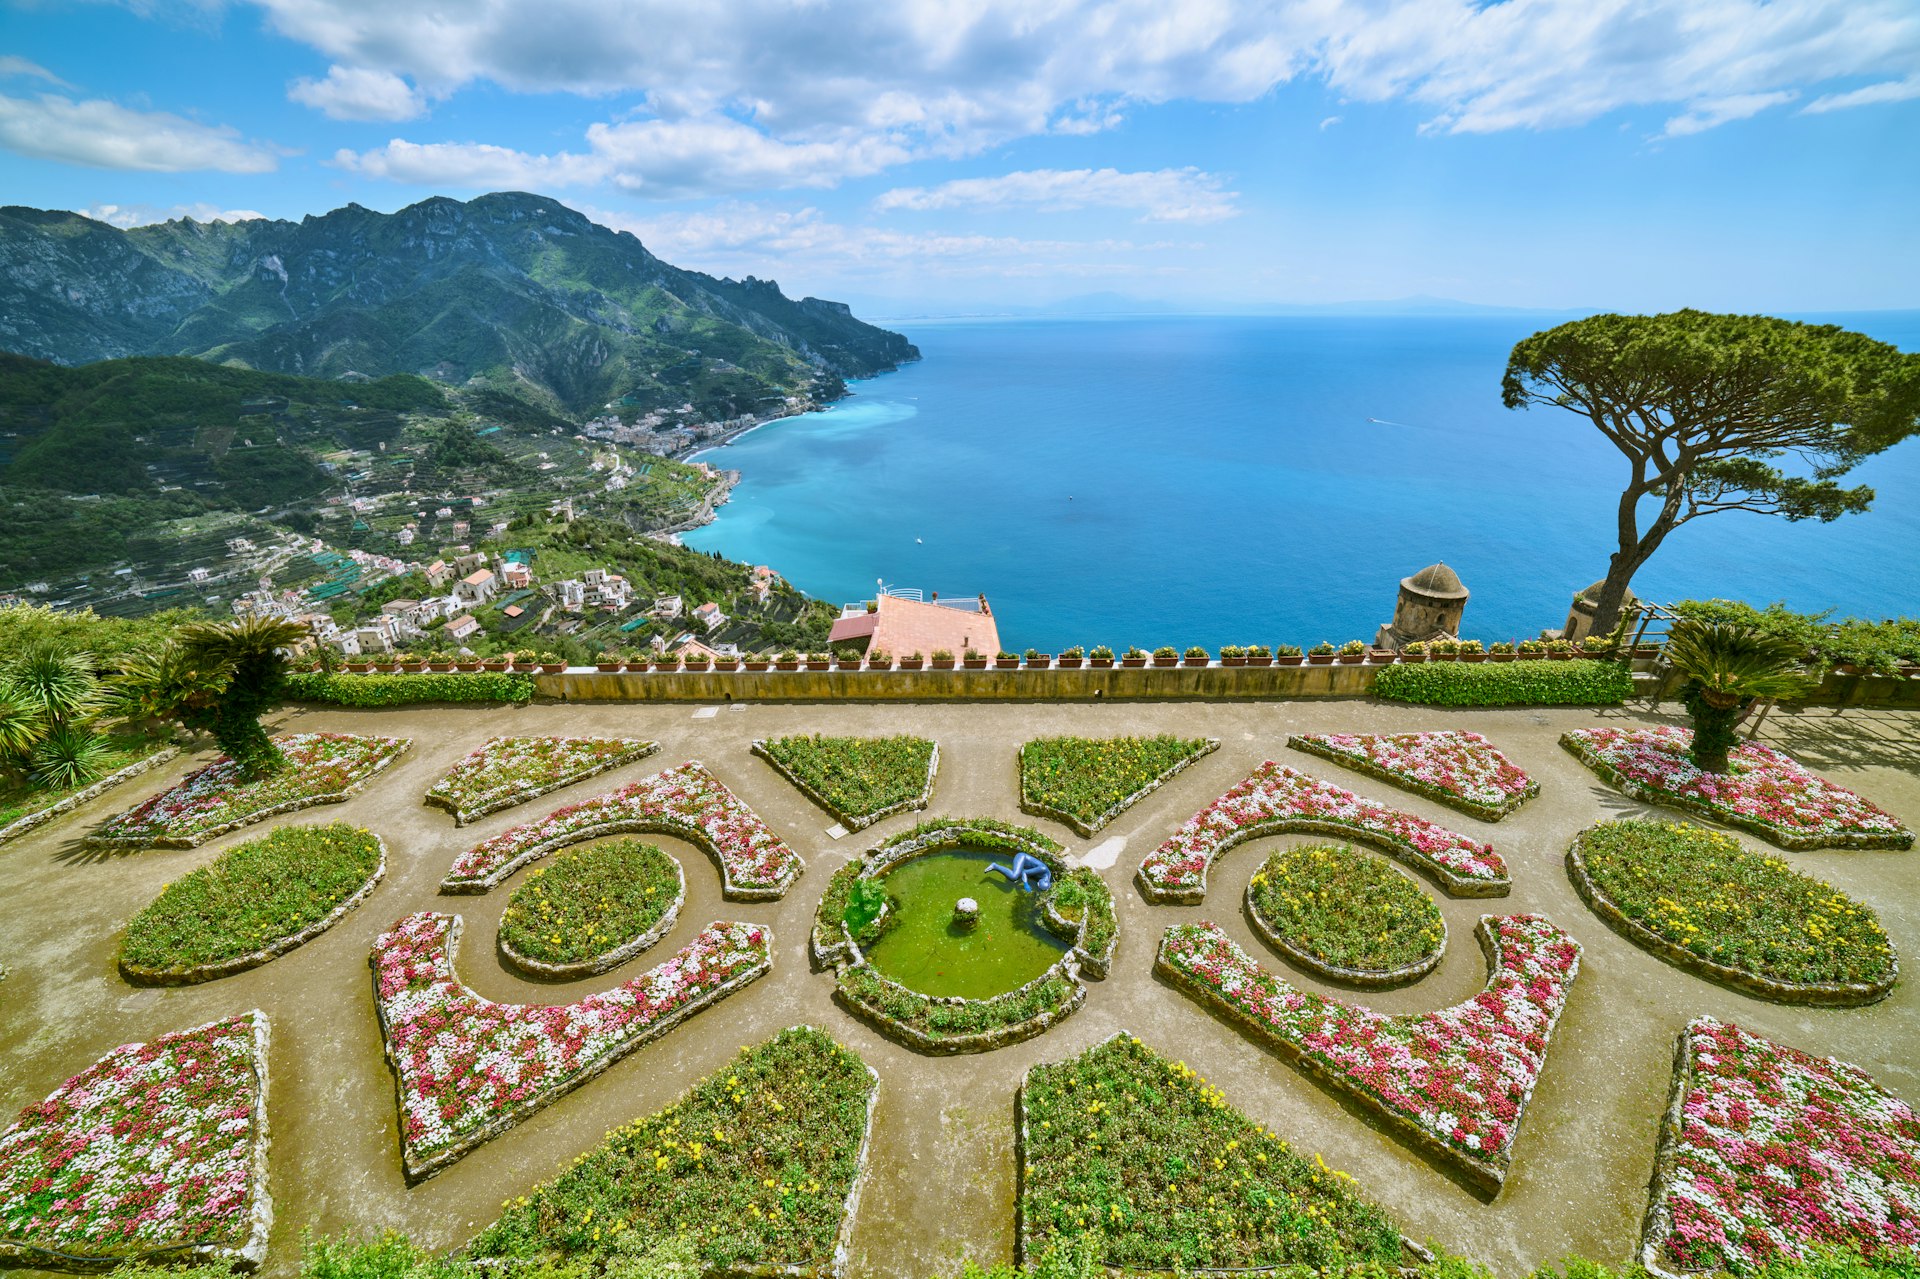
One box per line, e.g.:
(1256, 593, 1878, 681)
(1663, 620, 1816, 772)
(175, 616, 310, 778)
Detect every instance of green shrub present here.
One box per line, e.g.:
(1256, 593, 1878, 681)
(284, 671, 535, 706)
(120, 823, 381, 972)
(1249, 844, 1443, 974)
(1045, 868, 1116, 958)
(838, 964, 1076, 1038)
(1373, 659, 1633, 706)
(499, 840, 680, 967)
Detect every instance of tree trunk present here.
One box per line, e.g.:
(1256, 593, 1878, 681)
(1681, 682, 1743, 773)
(1586, 558, 1639, 637)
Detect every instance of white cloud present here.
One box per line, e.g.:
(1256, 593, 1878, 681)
(77, 202, 267, 229)
(0, 57, 71, 87)
(332, 138, 601, 188)
(289, 65, 424, 120)
(875, 167, 1238, 222)
(1319, 115, 1342, 129)
(0, 93, 278, 172)
(1802, 74, 1920, 113)
(1657, 91, 1797, 138)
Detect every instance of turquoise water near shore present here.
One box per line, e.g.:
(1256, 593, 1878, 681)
(686, 314, 1920, 651)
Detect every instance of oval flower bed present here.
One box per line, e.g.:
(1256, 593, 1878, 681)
(371, 912, 772, 1182)
(1287, 731, 1538, 821)
(0, 1011, 272, 1272)
(90, 732, 409, 848)
(1156, 914, 1581, 1194)
(752, 734, 938, 830)
(1642, 1017, 1920, 1278)
(1562, 725, 1913, 851)
(425, 736, 658, 825)
(1138, 761, 1510, 903)
(1246, 844, 1446, 987)
(1018, 735, 1219, 836)
(498, 839, 685, 979)
(441, 761, 803, 900)
(1568, 820, 1897, 1006)
(119, 823, 387, 985)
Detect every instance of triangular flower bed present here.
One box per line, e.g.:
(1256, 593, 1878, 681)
(1138, 761, 1510, 902)
(466, 1027, 878, 1277)
(1019, 1032, 1406, 1271)
(1288, 731, 1538, 821)
(440, 761, 804, 899)
(371, 911, 771, 1182)
(425, 736, 658, 825)
(752, 734, 937, 830)
(1156, 914, 1581, 1194)
(1642, 1017, 1920, 1278)
(1019, 735, 1219, 836)
(90, 731, 409, 848)
(0, 1011, 272, 1271)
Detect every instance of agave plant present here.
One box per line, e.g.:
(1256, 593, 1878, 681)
(30, 722, 116, 790)
(1664, 620, 1816, 772)
(0, 641, 108, 787)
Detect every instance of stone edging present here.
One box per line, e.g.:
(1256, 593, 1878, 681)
(379, 915, 773, 1183)
(1243, 871, 1444, 990)
(426, 740, 660, 826)
(120, 837, 390, 987)
(1559, 733, 1915, 852)
(751, 739, 939, 832)
(0, 1011, 274, 1274)
(1136, 816, 1511, 905)
(1637, 1029, 1699, 1279)
(0, 747, 182, 848)
(1566, 831, 1897, 1007)
(1019, 738, 1220, 837)
(86, 740, 412, 850)
(1285, 735, 1537, 822)
(497, 851, 687, 980)
(1154, 916, 1573, 1196)
(442, 818, 802, 902)
(834, 958, 1087, 1056)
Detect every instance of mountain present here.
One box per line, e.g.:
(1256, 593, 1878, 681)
(0, 192, 918, 418)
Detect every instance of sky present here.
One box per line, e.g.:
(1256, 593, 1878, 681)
(3, 0, 1918, 315)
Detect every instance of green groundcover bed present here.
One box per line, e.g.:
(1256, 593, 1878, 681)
(1019, 735, 1214, 833)
(1373, 660, 1633, 707)
(1574, 820, 1896, 989)
(1249, 844, 1444, 975)
(499, 839, 680, 967)
(1022, 1034, 1403, 1271)
(120, 823, 382, 973)
(757, 734, 935, 825)
(839, 964, 1078, 1040)
(284, 671, 535, 706)
(466, 1027, 875, 1274)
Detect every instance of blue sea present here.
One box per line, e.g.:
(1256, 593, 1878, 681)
(686, 313, 1920, 652)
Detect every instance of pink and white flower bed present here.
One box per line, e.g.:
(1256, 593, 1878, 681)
(424, 735, 658, 825)
(0, 1012, 272, 1271)
(1643, 1017, 1920, 1277)
(1563, 726, 1913, 851)
(371, 911, 771, 1181)
(1156, 915, 1579, 1192)
(1137, 761, 1510, 901)
(91, 732, 409, 848)
(1289, 731, 1538, 821)
(441, 761, 803, 899)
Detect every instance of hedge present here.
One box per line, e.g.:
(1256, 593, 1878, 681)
(283, 671, 535, 706)
(1373, 659, 1633, 707)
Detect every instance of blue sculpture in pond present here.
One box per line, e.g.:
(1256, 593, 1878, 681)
(986, 852, 1052, 893)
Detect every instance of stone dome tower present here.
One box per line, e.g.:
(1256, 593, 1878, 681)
(1374, 562, 1470, 651)
(1562, 579, 1639, 643)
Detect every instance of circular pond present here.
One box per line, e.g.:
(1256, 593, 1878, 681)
(861, 850, 1070, 999)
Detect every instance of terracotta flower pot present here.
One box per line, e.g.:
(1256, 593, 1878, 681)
(1183, 656, 1210, 667)
(1306, 654, 1334, 665)
(745, 661, 771, 671)
(347, 661, 374, 673)
(1275, 655, 1303, 666)
(1152, 656, 1179, 667)
(595, 662, 623, 673)
(898, 658, 925, 670)
(714, 659, 740, 671)
(1089, 658, 1114, 668)
(931, 658, 957, 669)
(482, 660, 508, 672)
(1244, 655, 1274, 667)
(1054, 657, 1081, 669)
(1121, 657, 1147, 668)
(429, 661, 457, 673)
(457, 661, 483, 672)
(1026, 655, 1054, 669)
(776, 660, 801, 671)
(684, 660, 711, 672)
(963, 657, 989, 669)
(994, 657, 1020, 669)
(1459, 652, 1488, 663)
(402, 661, 429, 673)
(1370, 650, 1396, 664)
(540, 663, 565, 674)
(1489, 652, 1517, 663)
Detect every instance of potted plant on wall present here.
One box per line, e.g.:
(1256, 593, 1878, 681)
(682, 650, 712, 671)
(805, 651, 832, 671)
(1183, 645, 1211, 667)
(1516, 638, 1547, 660)
(1274, 644, 1303, 666)
(1458, 639, 1487, 663)
(743, 650, 771, 671)
(1370, 645, 1396, 665)
(1307, 642, 1336, 666)
(1336, 640, 1367, 665)
(1219, 645, 1245, 667)
(776, 649, 802, 671)
(1401, 641, 1428, 663)
(1488, 640, 1517, 663)
(931, 648, 957, 670)
(594, 649, 623, 673)
(482, 651, 510, 672)
(866, 648, 893, 671)
(995, 650, 1021, 669)
(1244, 644, 1273, 667)
(1121, 647, 1149, 668)
(1024, 648, 1051, 669)
(456, 653, 484, 672)
(1546, 638, 1575, 660)
(1087, 645, 1113, 668)
(1152, 646, 1179, 667)
(962, 648, 989, 670)
(899, 650, 925, 670)
(713, 651, 740, 671)
(1056, 646, 1084, 669)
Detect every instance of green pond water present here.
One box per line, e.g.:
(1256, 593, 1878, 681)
(861, 850, 1069, 1000)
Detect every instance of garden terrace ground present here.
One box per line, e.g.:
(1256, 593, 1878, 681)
(0, 697, 1916, 1279)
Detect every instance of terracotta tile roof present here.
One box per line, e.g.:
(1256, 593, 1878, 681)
(834, 594, 998, 657)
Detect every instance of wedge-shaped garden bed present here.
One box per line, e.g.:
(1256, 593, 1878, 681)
(1642, 1017, 1920, 1278)
(1287, 731, 1537, 821)
(90, 732, 409, 848)
(441, 761, 803, 899)
(425, 736, 658, 825)
(1562, 725, 1913, 851)
(1019, 735, 1218, 836)
(1570, 820, 1897, 1006)
(0, 744, 179, 847)
(0, 1011, 272, 1272)
(1019, 1032, 1406, 1272)
(498, 839, 685, 979)
(371, 911, 771, 1181)
(1138, 761, 1510, 903)
(119, 823, 387, 985)
(1246, 844, 1446, 988)
(1156, 914, 1581, 1194)
(836, 963, 1085, 1057)
(468, 1027, 878, 1279)
(753, 734, 937, 830)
